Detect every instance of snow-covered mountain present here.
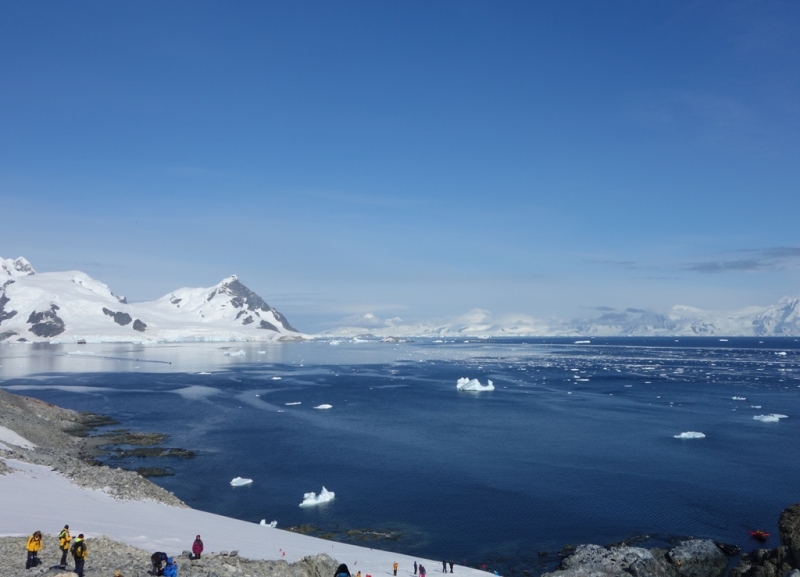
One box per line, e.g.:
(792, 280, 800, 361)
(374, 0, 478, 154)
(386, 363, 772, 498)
(323, 298, 800, 338)
(0, 256, 301, 343)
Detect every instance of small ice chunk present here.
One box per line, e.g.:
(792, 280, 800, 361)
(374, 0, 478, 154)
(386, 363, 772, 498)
(574, 340, 590, 344)
(314, 404, 333, 409)
(285, 402, 301, 406)
(224, 350, 245, 357)
(753, 414, 789, 423)
(259, 520, 278, 527)
(456, 378, 495, 391)
(775, 351, 787, 356)
(299, 486, 335, 507)
(732, 396, 747, 401)
(329, 340, 341, 346)
(674, 431, 706, 439)
(258, 351, 266, 354)
(271, 376, 282, 380)
(198, 372, 212, 375)
(751, 405, 762, 409)
(230, 477, 253, 486)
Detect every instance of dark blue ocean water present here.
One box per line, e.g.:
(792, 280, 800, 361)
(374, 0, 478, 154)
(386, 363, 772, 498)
(2, 337, 799, 573)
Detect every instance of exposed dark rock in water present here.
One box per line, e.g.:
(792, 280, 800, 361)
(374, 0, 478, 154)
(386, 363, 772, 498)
(133, 319, 147, 332)
(135, 466, 175, 477)
(111, 447, 195, 459)
(62, 412, 120, 437)
(26, 304, 65, 337)
(94, 429, 168, 446)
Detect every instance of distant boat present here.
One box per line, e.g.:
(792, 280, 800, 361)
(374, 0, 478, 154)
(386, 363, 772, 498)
(749, 530, 769, 542)
(77, 339, 86, 345)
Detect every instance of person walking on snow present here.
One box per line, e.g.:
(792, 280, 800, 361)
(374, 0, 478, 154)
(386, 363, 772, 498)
(71, 534, 87, 577)
(443, 561, 447, 573)
(25, 530, 43, 569)
(58, 525, 71, 569)
(449, 562, 454, 573)
(414, 562, 418, 575)
(191, 535, 204, 559)
(393, 562, 398, 576)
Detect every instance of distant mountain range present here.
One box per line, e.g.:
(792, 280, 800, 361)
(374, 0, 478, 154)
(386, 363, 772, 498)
(0, 256, 301, 343)
(3, 255, 799, 342)
(324, 299, 800, 339)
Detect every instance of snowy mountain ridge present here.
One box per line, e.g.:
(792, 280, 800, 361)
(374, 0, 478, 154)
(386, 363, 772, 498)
(0, 256, 301, 343)
(324, 297, 800, 338)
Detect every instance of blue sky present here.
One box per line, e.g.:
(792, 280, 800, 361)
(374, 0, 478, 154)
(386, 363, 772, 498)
(2, 1, 799, 332)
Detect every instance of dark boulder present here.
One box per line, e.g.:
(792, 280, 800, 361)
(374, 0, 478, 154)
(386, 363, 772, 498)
(133, 319, 147, 332)
(780, 503, 800, 566)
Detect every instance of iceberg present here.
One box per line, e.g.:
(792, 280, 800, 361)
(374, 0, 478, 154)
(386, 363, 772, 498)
(456, 378, 495, 392)
(224, 350, 245, 357)
(230, 477, 253, 486)
(314, 404, 333, 409)
(753, 414, 789, 423)
(299, 486, 335, 507)
(674, 431, 706, 439)
(732, 396, 746, 401)
(259, 520, 278, 528)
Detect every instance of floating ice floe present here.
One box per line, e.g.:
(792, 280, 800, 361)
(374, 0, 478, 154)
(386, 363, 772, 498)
(753, 414, 789, 423)
(259, 519, 278, 527)
(230, 477, 253, 486)
(299, 486, 335, 507)
(285, 402, 301, 406)
(732, 396, 747, 401)
(271, 376, 282, 380)
(329, 340, 341, 346)
(198, 372, 212, 375)
(456, 378, 495, 392)
(751, 405, 762, 409)
(674, 431, 706, 439)
(258, 351, 266, 355)
(775, 351, 787, 356)
(224, 350, 245, 357)
(574, 340, 590, 344)
(314, 404, 333, 409)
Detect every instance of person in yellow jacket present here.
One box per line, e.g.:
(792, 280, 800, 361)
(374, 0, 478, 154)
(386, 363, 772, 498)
(58, 525, 71, 569)
(71, 534, 87, 577)
(25, 530, 43, 569)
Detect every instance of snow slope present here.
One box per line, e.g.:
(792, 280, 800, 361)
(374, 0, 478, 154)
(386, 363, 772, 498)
(0, 257, 301, 344)
(0, 458, 486, 577)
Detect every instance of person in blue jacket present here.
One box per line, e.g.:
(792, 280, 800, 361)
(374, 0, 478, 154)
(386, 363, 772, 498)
(162, 557, 178, 577)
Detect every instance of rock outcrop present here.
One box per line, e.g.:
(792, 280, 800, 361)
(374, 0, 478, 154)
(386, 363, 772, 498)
(729, 503, 800, 577)
(0, 535, 338, 577)
(542, 539, 728, 577)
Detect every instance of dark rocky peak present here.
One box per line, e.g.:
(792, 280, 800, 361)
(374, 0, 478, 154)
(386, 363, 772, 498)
(1, 256, 35, 277)
(208, 276, 297, 332)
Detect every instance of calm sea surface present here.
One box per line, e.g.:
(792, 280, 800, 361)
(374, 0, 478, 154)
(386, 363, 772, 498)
(2, 337, 799, 573)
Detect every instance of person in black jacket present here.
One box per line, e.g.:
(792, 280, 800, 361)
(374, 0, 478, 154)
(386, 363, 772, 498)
(334, 564, 351, 577)
(151, 551, 168, 575)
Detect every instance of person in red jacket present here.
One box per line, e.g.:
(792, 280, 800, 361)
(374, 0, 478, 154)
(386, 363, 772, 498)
(191, 535, 204, 559)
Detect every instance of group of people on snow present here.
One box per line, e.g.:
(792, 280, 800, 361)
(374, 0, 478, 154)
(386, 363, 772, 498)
(23, 525, 203, 576)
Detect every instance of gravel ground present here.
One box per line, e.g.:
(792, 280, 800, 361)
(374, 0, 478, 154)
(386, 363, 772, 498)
(0, 535, 339, 577)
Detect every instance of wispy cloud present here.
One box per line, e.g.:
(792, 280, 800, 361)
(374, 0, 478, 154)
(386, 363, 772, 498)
(686, 247, 800, 273)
